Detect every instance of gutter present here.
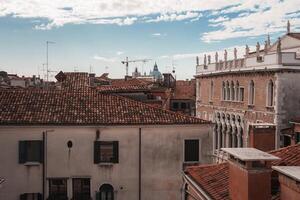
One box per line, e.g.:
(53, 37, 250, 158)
(182, 172, 212, 200)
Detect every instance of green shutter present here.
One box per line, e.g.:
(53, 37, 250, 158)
(19, 141, 27, 164)
(94, 141, 100, 164)
(113, 141, 119, 163)
(39, 141, 44, 163)
(96, 192, 100, 200)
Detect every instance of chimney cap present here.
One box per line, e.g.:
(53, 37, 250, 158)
(222, 148, 280, 162)
(272, 166, 300, 182)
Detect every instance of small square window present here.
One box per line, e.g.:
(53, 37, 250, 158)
(181, 102, 187, 109)
(19, 141, 43, 164)
(94, 141, 119, 164)
(173, 102, 179, 109)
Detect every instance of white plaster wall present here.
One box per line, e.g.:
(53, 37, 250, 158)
(0, 124, 212, 200)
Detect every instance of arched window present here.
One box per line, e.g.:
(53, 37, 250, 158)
(99, 184, 114, 200)
(197, 80, 201, 101)
(267, 80, 274, 107)
(226, 81, 230, 101)
(209, 81, 214, 102)
(231, 81, 235, 101)
(248, 80, 255, 105)
(222, 82, 226, 101)
(235, 81, 239, 101)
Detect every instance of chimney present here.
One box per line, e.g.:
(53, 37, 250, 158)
(249, 124, 276, 152)
(89, 73, 96, 87)
(272, 166, 300, 200)
(222, 148, 280, 200)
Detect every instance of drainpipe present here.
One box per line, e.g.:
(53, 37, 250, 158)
(42, 131, 46, 200)
(138, 128, 142, 200)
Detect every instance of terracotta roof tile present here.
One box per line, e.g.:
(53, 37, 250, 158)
(0, 89, 209, 126)
(185, 144, 300, 200)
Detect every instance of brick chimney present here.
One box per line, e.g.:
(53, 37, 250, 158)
(222, 148, 280, 200)
(273, 166, 300, 200)
(249, 124, 276, 152)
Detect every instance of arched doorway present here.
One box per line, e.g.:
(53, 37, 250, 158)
(98, 184, 114, 200)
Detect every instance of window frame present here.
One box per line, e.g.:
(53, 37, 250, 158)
(48, 178, 68, 200)
(94, 141, 119, 164)
(72, 178, 91, 200)
(19, 140, 43, 164)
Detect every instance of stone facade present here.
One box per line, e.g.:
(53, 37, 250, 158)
(195, 28, 300, 153)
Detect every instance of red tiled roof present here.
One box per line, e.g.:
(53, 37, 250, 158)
(59, 72, 90, 91)
(97, 78, 152, 93)
(186, 163, 229, 200)
(185, 144, 300, 200)
(0, 89, 209, 126)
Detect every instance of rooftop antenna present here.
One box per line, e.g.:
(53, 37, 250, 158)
(46, 41, 55, 82)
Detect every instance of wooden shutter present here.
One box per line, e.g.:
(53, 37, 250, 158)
(96, 192, 100, 200)
(37, 193, 42, 200)
(20, 194, 27, 200)
(184, 140, 199, 162)
(94, 141, 101, 164)
(19, 141, 27, 164)
(113, 141, 119, 163)
(38, 141, 44, 163)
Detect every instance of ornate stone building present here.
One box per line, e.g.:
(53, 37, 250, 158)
(195, 22, 300, 155)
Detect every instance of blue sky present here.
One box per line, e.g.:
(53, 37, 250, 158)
(0, 0, 300, 80)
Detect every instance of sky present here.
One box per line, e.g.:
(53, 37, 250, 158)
(1, 0, 300, 80)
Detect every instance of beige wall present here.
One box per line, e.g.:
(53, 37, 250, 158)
(0, 124, 212, 200)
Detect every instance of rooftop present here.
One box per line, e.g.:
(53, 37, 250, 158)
(222, 148, 280, 161)
(185, 144, 300, 200)
(0, 89, 209, 126)
(272, 166, 300, 182)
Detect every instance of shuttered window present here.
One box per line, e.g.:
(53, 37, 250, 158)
(94, 141, 119, 164)
(48, 178, 68, 200)
(19, 141, 43, 164)
(184, 140, 199, 162)
(72, 178, 91, 200)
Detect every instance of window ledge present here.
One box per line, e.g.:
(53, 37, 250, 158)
(24, 162, 40, 166)
(98, 163, 114, 166)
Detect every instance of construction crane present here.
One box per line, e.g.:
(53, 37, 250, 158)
(121, 57, 152, 76)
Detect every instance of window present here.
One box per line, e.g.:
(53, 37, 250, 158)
(235, 81, 240, 101)
(231, 81, 235, 101)
(248, 80, 255, 105)
(19, 141, 43, 164)
(222, 82, 226, 100)
(239, 87, 244, 102)
(267, 80, 274, 107)
(184, 140, 199, 162)
(97, 184, 114, 200)
(72, 178, 91, 200)
(172, 102, 179, 109)
(20, 193, 42, 200)
(94, 141, 119, 164)
(226, 81, 230, 101)
(48, 179, 68, 200)
(197, 80, 201, 101)
(181, 102, 187, 109)
(296, 132, 300, 143)
(209, 81, 214, 102)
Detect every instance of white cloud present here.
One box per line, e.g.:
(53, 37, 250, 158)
(0, 0, 234, 29)
(160, 45, 256, 62)
(209, 16, 229, 23)
(151, 32, 167, 37)
(93, 55, 117, 62)
(202, 0, 300, 42)
(146, 11, 202, 23)
(116, 51, 124, 56)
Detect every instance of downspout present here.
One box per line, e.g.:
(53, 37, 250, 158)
(138, 128, 142, 200)
(42, 131, 46, 200)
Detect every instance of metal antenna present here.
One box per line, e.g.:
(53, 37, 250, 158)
(46, 41, 55, 82)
